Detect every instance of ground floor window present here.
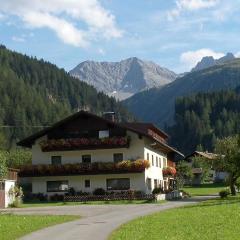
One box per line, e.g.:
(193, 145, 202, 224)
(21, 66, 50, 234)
(154, 179, 158, 188)
(47, 181, 69, 192)
(147, 178, 152, 190)
(106, 178, 130, 190)
(85, 179, 90, 188)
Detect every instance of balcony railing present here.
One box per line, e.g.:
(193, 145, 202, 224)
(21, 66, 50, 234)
(19, 160, 150, 177)
(40, 136, 130, 152)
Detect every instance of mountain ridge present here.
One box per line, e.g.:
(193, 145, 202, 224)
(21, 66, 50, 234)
(70, 57, 177, 100)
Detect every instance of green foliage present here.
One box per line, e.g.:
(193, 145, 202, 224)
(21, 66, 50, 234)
(192, 156, 212, 183)
(152, 187, 164, 194)
(0, 152, 7, 179)
(214, 135, 240, 195)
(6, 149, 32, 167)
(219, 189, 230, 199)
(168, 89, 240, 154)
(176, 161, 193, 188)
(0, 46, 132, 148)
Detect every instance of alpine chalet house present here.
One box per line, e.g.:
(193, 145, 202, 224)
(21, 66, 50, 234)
(18, 111, 183, 196)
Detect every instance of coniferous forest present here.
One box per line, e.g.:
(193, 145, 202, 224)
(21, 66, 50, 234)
(0, 45, 132, 148)
(167, 87, 240, 154)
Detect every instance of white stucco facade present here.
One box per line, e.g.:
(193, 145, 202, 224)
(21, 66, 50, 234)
(28, 129, 174, 195)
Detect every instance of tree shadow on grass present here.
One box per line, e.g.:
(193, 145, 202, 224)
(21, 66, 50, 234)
(183, 197, 240, 209)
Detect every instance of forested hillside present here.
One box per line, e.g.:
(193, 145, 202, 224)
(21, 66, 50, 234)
(167, 88, 240, 154)
(0, 45, 132, 148)
(123, 59, 240, 127)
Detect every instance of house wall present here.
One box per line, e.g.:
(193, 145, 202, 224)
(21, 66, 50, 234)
(32, 131, 144, 165)
(144, 146, 167, 193)
(4, 180, 15, 207)
(32, 173, 146, 195)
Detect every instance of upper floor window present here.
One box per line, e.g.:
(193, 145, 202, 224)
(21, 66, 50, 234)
(152, 155, 154, 166)
(82, 155, 91, 163)
(113, 153, 123, 163)
(99, 130, 109, 139)
(51, 156, 62, 165)
(163, 157, 167, 167)
(156, 156, 158, 167)
(159, 157, 162, 168)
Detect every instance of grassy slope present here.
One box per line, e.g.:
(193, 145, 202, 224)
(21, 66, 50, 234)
(182, 183, 226, 196)
(110, 196, 240, 240)
(0, 214, 79, 240)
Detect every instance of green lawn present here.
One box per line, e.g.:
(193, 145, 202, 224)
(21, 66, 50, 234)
(0, 214, 79, 240)
(22, 199, 164, 208)
(182, 183, 226, 196)
(110, 196, 240, 240)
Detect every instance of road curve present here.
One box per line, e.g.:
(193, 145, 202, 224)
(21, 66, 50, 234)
(11, 196, 214, 240)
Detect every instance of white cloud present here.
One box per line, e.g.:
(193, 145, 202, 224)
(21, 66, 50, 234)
(98, 48, 105, 55)
(180, 48, 224, 69)
(0, 0, 122, 47)
(168, 0, 219, 20)
(12, 36, 25, 42)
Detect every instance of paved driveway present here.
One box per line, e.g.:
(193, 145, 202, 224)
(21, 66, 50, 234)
(4, 196, 215, 240)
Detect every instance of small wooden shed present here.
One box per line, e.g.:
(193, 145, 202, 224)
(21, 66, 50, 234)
(0, 168, 19, 208)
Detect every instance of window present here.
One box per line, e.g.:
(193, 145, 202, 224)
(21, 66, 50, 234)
(156, 156, 158, 167)
(0, 182, 4, 190)
(47, 181, 68, 192)
(163, 158, 167, 167)
(147, 153, 149, 161)
(85, 180, 90, 188)
(82, 155, 91, 163)
(147, 178, 152, 190)
(113, 153, 123, 163)
(106, 178, 130, 190)
(154, 179, 158, 188)
(159, 158, 162, 168)
(152, 155, 154, 166)
(99, 130, 109, 139)
(51, 156, 61, 165)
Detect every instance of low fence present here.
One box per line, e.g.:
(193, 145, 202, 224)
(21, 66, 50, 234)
(64, 193, 156, 202)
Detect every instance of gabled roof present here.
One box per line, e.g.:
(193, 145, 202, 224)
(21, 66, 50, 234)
(121, 122, 169, 139)
(17, 111, 183, 157)
(185, 151, 218, 160)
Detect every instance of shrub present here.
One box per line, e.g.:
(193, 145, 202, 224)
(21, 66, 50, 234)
(93, 188, 106, 195)
(219, 189, 230, 199)
(152, 187, 164, 194)
(9, 198, 22, 208)
(50, 194, 64, 201)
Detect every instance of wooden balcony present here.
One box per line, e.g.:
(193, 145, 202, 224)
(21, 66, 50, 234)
(40, 136, 130, 152)
(19, 160, 150, 177)
(7, 168, 19, 181)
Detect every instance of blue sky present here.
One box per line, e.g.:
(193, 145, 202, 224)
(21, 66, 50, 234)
(0, 0, 240, 73)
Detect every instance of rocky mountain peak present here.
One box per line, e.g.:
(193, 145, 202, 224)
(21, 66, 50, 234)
(70, 57, 177, 100)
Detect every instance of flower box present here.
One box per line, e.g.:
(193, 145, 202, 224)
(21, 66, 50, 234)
(39, 137, 130, 152)
(162, 167, 176, 177)
(19, 160, 150, 177)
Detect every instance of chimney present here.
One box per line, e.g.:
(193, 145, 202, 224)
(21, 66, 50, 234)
(103, 112, 115, 122)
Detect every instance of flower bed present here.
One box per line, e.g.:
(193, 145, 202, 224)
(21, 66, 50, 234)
(64, 193, 155, 202)
(19, 160, 150, 177)
(162, 167, 177, 177)
(39, 137, 130, 152)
